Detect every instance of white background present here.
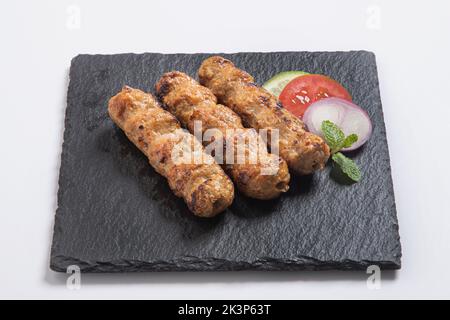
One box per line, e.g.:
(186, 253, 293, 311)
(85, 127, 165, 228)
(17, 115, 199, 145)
(1, 0, 449, 299)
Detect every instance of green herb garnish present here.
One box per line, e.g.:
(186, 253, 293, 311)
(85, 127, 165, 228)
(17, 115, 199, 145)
(331, 153, 361, 182)
(321, 120, 361, 183)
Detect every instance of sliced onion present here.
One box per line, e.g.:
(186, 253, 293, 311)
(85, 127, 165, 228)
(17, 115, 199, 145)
(303, 98, 373, 151)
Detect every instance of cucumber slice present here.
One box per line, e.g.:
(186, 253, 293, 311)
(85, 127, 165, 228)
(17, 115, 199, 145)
(262, 71, 309, 98)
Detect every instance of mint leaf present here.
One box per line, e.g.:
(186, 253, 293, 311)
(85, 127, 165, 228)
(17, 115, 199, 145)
(321, 120, 345, 153)
(342, 134, 358, 148)
(321, 121, 362, 183)
(331, 152, 361, 182)
(321, 121, 358, 152)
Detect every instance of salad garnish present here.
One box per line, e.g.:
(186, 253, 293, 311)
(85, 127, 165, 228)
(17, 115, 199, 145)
(321, 120, 361, 183)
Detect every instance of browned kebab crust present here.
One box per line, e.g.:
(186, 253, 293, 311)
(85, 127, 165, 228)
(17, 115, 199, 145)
(108, 86, 234, 217)
(156, 71, 290, 200)
(198, 56, 331, 175)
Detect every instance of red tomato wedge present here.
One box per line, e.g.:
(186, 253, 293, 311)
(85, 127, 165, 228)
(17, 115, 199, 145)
(279, 74, 352, 118)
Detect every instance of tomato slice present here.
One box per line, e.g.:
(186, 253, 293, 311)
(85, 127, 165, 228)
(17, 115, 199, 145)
(279, 74, 352, 118)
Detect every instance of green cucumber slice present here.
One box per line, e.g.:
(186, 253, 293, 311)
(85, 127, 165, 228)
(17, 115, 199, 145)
(262, 71, 309, 98)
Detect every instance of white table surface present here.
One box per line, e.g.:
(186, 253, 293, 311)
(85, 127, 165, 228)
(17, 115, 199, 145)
(1, 0, 449, 299)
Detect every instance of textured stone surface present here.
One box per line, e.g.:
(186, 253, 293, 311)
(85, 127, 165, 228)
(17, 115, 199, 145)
(50, 51, 401, 272)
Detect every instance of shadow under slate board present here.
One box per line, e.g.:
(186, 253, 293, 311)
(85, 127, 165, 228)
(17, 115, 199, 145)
(50, 51, 401, 272)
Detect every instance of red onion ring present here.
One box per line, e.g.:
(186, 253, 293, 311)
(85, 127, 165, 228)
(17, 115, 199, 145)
(303, 98, 373, 151)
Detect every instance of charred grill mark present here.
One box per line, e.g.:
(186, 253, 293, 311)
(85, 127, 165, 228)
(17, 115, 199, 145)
(155, 72, 177, 99)
(238, 172, 250, 185)
(115, 103, 126, 120)
(198, 179, 208, 192)
(312, 160, 320, 170)
(189, 179, 209, 212)
(282, 116, 292, 125)
(274, 106, 285, 118)
(259, 95, 270, 107)
(175, 175, 186, 194)
(189, 191, 197, 212)
(137, 136, 148, 149)
(156, 72, 188, 103)
(156, 81, 170, 101)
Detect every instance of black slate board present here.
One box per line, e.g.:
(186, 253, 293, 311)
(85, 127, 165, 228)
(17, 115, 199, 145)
(50, 51, 401, 272)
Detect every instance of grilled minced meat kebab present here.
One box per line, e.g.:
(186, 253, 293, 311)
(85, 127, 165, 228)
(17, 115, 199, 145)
(198, 56, 330, 175)
(156, 72, 290, 200)
(108, 86, 234, 217)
